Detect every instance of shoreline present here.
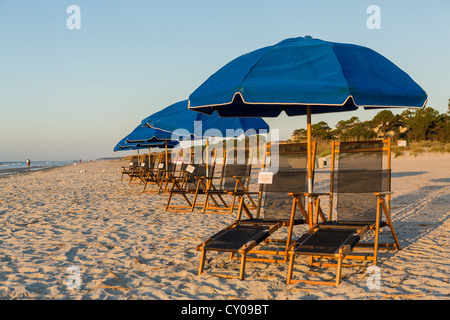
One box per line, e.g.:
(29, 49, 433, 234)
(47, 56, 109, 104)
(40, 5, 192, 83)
(0, 164, 74, 179)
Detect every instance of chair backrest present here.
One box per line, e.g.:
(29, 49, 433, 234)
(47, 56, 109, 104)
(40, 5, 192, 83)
(159, 153, 177, 176)
(148, 154, 155, 169)
(141, 155, 150, 169)
(179, 150, 216, 190)
(266, 142, 315, 173)
(131, 156, 139, 167)
(221, 164, 251, 190)
(155, 153, 172, 178)
(258, 142, 315, 221)
(331, 139, 391, 223)
(182, 163, 209, 190)
(219, 149, 253, 190)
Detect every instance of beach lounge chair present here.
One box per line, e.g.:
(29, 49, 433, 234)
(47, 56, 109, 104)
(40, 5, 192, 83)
(138, 154, 156, 183)
(129, 155, 147, 185)
(140, 154, 161, 191)
(197, 142, 319, 280)
(128, 154, 150, 185)
(164, 148, 215, 212)
(142, 153, 169, 193)
(286, 138, 401, 286)
(165, 162, 214, 212)
(157, 154, 185, 193)
(121, 156, 139, 181)
(201, 149, 255, 215)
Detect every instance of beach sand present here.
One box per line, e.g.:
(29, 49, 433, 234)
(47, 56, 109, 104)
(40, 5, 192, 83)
(0, 154, 448, 300)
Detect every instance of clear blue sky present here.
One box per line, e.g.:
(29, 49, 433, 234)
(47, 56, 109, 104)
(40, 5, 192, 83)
(0, 0, 448, 161)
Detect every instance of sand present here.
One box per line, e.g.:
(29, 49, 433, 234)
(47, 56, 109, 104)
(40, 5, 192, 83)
(0, 153, 448, 300)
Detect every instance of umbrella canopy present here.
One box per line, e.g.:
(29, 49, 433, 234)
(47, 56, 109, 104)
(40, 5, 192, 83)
(141, 99, 270, 139)
(187, 36, 428, 224)
(122, 124, 184, 143)
(114, 124, 181, 179)
(188, 36, 427, 117)
(113, 125, 179, 151)
(113, 139, 179, 152)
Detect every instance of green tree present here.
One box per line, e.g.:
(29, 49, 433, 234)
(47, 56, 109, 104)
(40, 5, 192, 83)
(333, 116, 375, 141)
(291, 128, 307, 141)
(371, 110, 400, 139)
(333, 116, 360, 138)
(290, 104, 450, 143)
(311, 121, 333, 140)
(435, 112, 450, 143)
(400, 107, 442, 141)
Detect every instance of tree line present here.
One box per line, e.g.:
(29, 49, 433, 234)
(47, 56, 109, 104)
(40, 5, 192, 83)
(290, 102, 450, 143)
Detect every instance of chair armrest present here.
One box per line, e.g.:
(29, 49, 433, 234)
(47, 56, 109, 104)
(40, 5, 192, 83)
(227, 191, 259, 195)
(288, 192, 331, 197)
(374, 191, 393, 197)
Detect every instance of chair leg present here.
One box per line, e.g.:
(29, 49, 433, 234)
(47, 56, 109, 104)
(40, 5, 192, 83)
(165, 192, 173, 211)
(373, 199, 382, 265)
(202, 194, 209, 214)
(239, 251, 247, 280)
(229, 194, 236, 214)
(191, 183, 201, 212)
(335, 256, 343, 287)
(199, 249, 206, 275)
(142, 181, 148, 193)
(287, 252, 296, 284)
(381, 199, 402, 250)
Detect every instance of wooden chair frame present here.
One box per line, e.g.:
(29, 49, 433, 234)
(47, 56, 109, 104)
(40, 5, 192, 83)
(287, 223, 369, 287)
(156, 152, 186, 193)
(230, 141, 319, 264)
(197, 142, 323, 279)
(286, 138, 401, 286)
(329, 138, 401, 259)
(165, 154, 217, 213)
(142, 153, 166, 193)
(136, 154, 155, 184)
(120, 158, 137, 181)
(196, 196, 282, 280)
(124, 157, 141, 184)
(201, 150, 256, 215)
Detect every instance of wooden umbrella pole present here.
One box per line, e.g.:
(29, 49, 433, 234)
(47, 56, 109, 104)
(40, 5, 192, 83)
(306, 105, 313, 227)
(206, 138, 210, 177)
(165, 140, 168, 179)
(148, 147, 151, 169)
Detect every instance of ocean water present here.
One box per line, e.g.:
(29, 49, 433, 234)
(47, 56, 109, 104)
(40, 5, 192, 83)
(0, 160, 74, 176)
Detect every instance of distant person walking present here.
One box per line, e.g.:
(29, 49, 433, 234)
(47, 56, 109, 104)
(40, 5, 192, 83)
(27, 159, 31, 167)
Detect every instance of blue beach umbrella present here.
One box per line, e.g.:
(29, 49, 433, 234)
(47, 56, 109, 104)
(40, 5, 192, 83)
(188, 36, 427, 117)
(121, 124, 182, 144)
(141, 99, 270, 168)
(187, 36, 428, 223)
(113, 124, 180, 152)
(114, 125, 180, 174)
(113, 137, 179, 152)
